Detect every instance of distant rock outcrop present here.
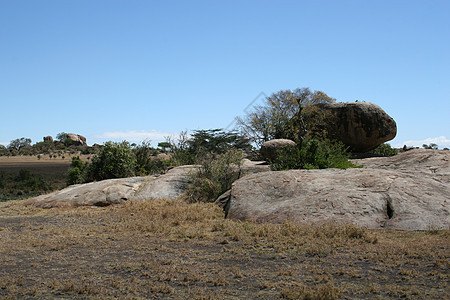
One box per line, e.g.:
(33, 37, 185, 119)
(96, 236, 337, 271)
(43, 136, 53, 143)
(216, 150, 449, 231)
(260, 139, 296, 161)
(306, 102, 397, 153)
(66, 133, 87, 146)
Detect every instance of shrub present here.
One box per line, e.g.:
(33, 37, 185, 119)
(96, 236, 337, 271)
(0, 172, 4, 189)
(372, 143, 398, 157)
(86, 141, 136, 181)
(66, 157, 89, 185)
(186, 149, 244, 202)
(133, 141, 165, 175)
(14, 169, 53, 194)
(270, 138, 357, 171)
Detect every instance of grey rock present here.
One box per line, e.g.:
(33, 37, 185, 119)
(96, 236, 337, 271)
(24, 177, 146, 208)
(260, 139, 296, 161)
(220, 150, 449, 230)
(241, 159, 271, 175)
(66, 133, 87, 146)
(131, 165, 198, 200)
(25, 165, 198, 208)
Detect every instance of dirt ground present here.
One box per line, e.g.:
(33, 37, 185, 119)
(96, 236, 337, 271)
(0, 197, 448, 299)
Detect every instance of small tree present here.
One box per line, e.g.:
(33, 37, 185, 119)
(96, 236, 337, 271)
(423, 143, 438, 150)
(237, 88, 335, 146)
(56, 132, 68, 141)
(157, 142, 172, 152)
(133, 141, 165, 175)
(372, 143, 398, 156)
(86, 141, 136, 181)
(66, 156, 89, 185)
(8, 137, 32, 150)
(187, 129, 252, 155)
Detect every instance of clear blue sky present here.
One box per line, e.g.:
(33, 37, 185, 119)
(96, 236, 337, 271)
(1, 0, 449, 148)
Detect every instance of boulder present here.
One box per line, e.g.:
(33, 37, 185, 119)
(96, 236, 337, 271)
(306, 102, 396, 153)
(66, 133, 87, 146)
(241, 159, 271, 174)
(131, 165, 197, 200)
(216, 150, 449, 230)
(260, 139, 296, 161)
(43, 136, 53, 143)
(24, 165, 197, 208)
(24, 177, 146, 208)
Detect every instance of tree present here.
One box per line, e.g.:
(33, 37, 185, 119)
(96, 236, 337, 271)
(237, 88, 335, 146)
(372, 143, 398, 157)
(157, 142, 172, 152)
(187, 129, 252, 155)
(423, 143, 438, 150)
(66, 157, 89, 185)
(86, 141, 136, 181)
(56, 132, 68, 141)
(8, 137, 32, 150)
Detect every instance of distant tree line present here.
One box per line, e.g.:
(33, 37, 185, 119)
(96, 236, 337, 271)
(0, 133, 99, 157)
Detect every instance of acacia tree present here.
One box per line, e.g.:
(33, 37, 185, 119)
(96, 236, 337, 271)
(8, 137, 32, 150)
(237, 88, 335, 146)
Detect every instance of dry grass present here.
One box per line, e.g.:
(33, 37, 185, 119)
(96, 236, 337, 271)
(0, 198, 448, 299)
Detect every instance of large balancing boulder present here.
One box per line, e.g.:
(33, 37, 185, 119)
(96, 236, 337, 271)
(306, 102, 397, 153)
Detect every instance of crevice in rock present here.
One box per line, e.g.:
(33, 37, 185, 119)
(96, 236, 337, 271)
(386, 198, 394, 219)
(93, 201, 112, 207)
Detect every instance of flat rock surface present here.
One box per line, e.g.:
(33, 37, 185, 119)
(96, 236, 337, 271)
(25, 165, 199, 208)
(131, 165, 198, 201)
(221, 149, 449, 230)
(24, 177, 146, 208)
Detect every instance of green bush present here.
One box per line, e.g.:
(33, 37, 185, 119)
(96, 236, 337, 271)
(186, 149, 244, 202)
(372, 143, 398, 157)
(0, 172, 4, 189)
(66, 157, 89, 185)
(86, 141, 136, 181)
(270, 138, 357, 171)
(132, 141, 166, 175)
(14, 169, 53, 194)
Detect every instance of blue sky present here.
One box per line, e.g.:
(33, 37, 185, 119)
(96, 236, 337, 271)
(1, 0, 449, 148)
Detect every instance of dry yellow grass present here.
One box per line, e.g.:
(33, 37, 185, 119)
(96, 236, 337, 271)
(0, 198, 448, 299)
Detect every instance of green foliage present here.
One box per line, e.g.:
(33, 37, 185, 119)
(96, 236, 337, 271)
(157, 142, 171, 152)
(188, 129, 252, 154)
(66, 157, 89, 185)
(270, 138, 357, 171)
(237, 88, 336, 146)
(56, 132, 68, 141)
(86, 141, 136, 181)
(8, 137, 32, 150)
(423, 143, 438, 150)
(168, 129, 252, 166)
(0, 172, 4, 189)
(133, 141, 168, 175)
(0, 169, 54, 200)
(372, 143, 398, 157)
(186, 149, 244, 202)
